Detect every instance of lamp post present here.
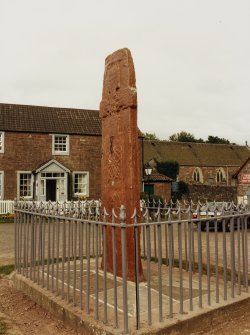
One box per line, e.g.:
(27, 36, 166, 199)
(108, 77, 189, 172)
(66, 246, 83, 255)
(144, 163, 153, 178)
(144, 163, 153, 197)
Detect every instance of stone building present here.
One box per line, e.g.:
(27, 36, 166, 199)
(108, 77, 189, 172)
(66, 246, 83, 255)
(143, 140, 250, 202)
(0, 103, 101, 201)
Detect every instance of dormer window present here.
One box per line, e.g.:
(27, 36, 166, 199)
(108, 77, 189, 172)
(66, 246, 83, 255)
(216, 167, 226, 183)
(193, 167, 203, 183)
(52, 134, 69, 155)
(0, 132, 4, 153)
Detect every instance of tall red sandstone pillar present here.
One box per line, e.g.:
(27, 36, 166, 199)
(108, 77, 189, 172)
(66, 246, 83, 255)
(100, 48, 143, 281)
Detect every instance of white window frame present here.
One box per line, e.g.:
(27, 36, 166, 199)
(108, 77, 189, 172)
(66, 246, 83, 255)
(73, 171, 89, 198)
(0, 132, 5, 153)
(17, 171, 34, 199)
(52, 134, 69, 155)
(0, 171, 4, 199)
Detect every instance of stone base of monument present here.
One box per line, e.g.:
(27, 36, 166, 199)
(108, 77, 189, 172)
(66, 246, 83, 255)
(11, 259, 250, 335)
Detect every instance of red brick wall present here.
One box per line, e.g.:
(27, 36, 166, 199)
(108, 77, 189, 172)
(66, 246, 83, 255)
(236, 160, 250, 197)
(154, 182, 171, 201)
(0, 132, 101, 200)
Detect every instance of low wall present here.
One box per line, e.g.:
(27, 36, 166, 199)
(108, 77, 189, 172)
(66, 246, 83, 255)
(184, 184, 237, 202)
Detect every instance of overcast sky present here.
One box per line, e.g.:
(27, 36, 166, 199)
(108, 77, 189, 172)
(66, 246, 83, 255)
(0, 0, 250, 144)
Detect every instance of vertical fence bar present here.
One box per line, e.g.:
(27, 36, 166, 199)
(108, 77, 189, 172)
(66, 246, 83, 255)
(184, 221, 188, 271)
(206, 221, 211, 306)
(188, 221, 193, 311)
(37, 216, 41, 285)
(19, 214, 23, 273)
(47, 216, 51, 289)
(51, 217, 55, 292)
(26, 213, 30, 278)
(120, 206, 128, 334)
(73, 220, 77, 306)
(168, 222, 173, 318)
(146, 222, 152, 325)
(14, 209, 17, 270)
(157, 221, 163, 322)
(95, 222, 99, 320)
(30, 214, 34, 281)
(223, 218, 227, 301)
(237, 217, 241, 296)
(22, 213, 27, 276)
(103, 218, 107, 323)
(79, 221, 83, 310)
(21, 213, 26, 275)
(112, 211, 118, 328)
(86, 221, 91, 314)
(33, 213, 37, 283)
(197, 220, 202, 308)
(61, 219, 66, 300)
(42, 215, 45, 288)
(230, 217, 235, 298)
(165, 222, 168, 266)
(244, 216, 248, 292)
(134, 220, 141, 329)
(215, 219, 219, 303)
(67, 220, 71, 303)
(178, 221, 183, 314)
(56, 218, 60, 296)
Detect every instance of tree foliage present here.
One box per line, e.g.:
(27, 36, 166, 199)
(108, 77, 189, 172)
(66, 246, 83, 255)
(143, 132, 159, 140)
(169, 131, 196, 143)
(156, 160, 179, 180)
(206, 135, 230, 144)
(168, 131, 231, 144)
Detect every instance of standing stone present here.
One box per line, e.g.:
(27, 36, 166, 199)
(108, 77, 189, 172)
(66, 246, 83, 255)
(100, 48, 143, 281)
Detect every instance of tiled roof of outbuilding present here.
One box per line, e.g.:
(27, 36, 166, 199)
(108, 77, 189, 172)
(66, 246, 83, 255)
(0, 103, 101, 135)
(144, 170, 172, 182)
(144, 140, 250, 167)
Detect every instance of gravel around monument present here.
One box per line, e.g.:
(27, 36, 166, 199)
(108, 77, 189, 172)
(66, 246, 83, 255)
(0, 275, 79, 335)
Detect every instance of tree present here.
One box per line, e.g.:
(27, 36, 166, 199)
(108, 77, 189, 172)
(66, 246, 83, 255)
(206, 135, 230, 144)
(169, 131, 196, 143)
(156, 160, 179, 180)
(143, 132, 159, 140)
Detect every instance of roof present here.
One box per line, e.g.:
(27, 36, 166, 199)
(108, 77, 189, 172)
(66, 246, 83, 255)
(0, 103, 101, 135)
(144, 140, 250, 167)
(232, 156, 250, 178)
(144, 170, 172, 182)
(34, 159, 71, 173)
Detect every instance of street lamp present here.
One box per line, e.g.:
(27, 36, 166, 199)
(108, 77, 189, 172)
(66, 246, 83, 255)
(144, 163, 153, 178)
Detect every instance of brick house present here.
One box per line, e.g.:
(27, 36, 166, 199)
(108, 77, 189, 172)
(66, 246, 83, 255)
(232, 157, 250, 204)
(0, 103, 102, 201)
(143, 140, 250, 201)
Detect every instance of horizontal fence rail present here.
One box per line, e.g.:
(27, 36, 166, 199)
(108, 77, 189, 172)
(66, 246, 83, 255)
(14, 200, 250, 334)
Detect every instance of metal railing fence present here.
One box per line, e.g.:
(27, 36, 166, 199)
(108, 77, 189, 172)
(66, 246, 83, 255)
(14, 200, 250, 334)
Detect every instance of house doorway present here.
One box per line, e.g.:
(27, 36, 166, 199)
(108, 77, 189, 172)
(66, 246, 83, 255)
(144, 184, 154, 196)
(46, 179, 56, 201)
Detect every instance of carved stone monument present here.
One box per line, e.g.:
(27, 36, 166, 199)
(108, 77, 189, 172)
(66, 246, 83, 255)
(100, 48, 143, 281)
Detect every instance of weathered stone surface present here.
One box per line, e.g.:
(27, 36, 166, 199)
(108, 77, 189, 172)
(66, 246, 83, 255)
(100, 48, 143, 281)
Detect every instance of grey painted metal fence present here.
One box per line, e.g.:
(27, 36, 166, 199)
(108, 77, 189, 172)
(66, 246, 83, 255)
(14, 200, 250, 333)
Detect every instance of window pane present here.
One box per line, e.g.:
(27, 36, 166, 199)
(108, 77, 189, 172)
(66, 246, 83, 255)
(20, 173, 32, 197)
(74, 173, 87, 195)
(0, 172, 2, 198)
(40, 179, 45, 196)
(54, 135, 67, 152)
(0, 133, 2, 151)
